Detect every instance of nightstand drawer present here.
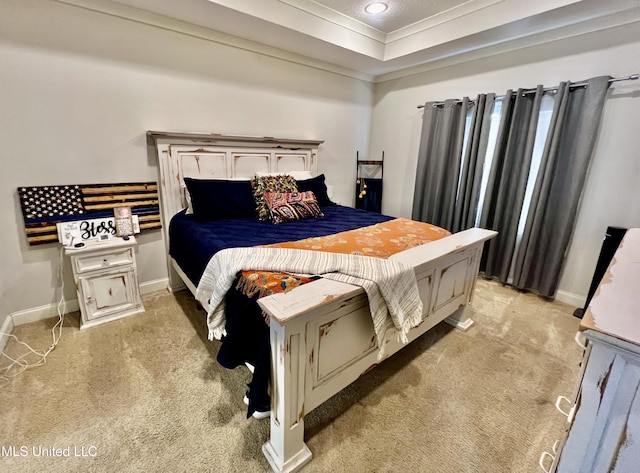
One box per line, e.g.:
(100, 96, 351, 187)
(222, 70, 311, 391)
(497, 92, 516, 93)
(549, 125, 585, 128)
(74, 248, 134, 273)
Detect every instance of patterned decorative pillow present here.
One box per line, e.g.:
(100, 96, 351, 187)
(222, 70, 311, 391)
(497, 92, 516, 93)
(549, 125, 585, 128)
(264, 191, 324, 224)
(251, 175, 298, 220)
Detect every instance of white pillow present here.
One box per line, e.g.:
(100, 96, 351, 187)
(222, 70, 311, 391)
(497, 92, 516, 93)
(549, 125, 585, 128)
(325, 184, 334, 200)
(255, 171, 314, 181)
(181, 183, 194, 214)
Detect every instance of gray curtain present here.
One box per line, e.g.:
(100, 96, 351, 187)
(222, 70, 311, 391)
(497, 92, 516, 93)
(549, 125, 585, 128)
(453, 93, 495, 233)
(412, 98, 467, 230)
(413, 76, 611, 299)
(480, 86, 545, 282)
(413, 95, 494, 231)
(513, 76, 612, 297)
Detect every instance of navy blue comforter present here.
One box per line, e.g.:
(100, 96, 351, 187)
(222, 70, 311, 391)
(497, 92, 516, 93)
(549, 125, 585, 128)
(169, 205, 394, 417)
(169, 204, 394, 286)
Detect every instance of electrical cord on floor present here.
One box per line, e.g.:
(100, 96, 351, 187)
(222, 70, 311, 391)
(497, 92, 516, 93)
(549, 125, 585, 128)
(0, 247, 66, 386)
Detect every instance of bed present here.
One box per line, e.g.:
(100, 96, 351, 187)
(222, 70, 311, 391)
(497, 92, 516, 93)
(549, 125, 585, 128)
(149, 131, 497, 473)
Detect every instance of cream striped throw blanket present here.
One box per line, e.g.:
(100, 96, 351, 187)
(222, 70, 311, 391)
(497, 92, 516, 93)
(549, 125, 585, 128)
(196, 247, 424, 358)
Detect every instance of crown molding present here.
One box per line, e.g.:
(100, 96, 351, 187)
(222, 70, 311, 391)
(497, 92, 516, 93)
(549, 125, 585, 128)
(52, 0, 640, 84)
(386, 0, 504, 44)
(279, 0, 387, 43)
(54, 0, 376, 81)
(374, 6, 640, 83)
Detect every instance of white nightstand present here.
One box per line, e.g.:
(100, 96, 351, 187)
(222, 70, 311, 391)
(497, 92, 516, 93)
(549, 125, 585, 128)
(65, 236, 144, 329)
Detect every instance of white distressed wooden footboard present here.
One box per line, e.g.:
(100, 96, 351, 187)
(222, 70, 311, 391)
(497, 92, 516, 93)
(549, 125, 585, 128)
(258, 228, 496, 473)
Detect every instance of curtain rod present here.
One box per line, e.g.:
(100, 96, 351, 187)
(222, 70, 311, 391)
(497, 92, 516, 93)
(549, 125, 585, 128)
(416, 73, 639, 109)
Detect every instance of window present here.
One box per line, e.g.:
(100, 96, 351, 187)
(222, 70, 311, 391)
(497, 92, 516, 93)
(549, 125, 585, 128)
(468, 92, 555, 282)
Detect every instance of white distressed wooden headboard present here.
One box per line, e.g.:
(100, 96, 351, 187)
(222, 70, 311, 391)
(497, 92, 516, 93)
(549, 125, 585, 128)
(147, 131, 324, 290)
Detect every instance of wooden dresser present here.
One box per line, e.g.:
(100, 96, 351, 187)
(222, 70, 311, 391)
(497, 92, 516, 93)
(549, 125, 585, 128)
(545, 228, 640, 472)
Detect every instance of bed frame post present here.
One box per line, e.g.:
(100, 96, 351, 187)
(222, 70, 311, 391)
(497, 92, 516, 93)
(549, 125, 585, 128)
(443, 244, 484, 331)
(262, 316, 312, 473)
(444, 306, 474, 330)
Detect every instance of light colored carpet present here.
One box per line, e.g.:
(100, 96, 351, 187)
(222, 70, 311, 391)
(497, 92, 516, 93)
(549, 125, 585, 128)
(0, 279, 582, 472)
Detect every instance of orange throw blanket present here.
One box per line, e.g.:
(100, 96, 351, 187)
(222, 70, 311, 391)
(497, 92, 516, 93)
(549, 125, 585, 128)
(238, 218, 450, 298)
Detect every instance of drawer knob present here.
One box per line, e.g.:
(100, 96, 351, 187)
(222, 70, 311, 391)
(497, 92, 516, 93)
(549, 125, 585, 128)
(102, 259, 111, 267)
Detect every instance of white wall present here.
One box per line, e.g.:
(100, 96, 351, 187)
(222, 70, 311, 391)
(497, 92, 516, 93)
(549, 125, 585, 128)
(2, 0, 638, 332)
(370, 22, 640, 306)
(0, 0, 372, 329)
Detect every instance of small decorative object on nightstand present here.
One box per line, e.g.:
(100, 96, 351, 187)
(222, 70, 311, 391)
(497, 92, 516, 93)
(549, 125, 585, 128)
(114, 206, 134, 237)
(65, 236, 144, 329)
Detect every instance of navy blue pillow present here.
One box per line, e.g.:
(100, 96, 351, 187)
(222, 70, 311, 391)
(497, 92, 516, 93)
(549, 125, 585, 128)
(184, 178, 257, 221)
(296, 174, 333, 207)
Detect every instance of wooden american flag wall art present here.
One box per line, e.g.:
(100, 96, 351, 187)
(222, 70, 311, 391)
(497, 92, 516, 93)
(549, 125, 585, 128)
(18, 182, 162, 245)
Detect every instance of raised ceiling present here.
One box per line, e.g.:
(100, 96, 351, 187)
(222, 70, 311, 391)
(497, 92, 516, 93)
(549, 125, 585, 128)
(86, 0, 640, 80)
(302, 0, 472, 33)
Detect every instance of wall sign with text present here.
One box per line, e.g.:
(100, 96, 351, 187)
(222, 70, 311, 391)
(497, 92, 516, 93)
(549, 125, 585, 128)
(57, 216, 140, 247)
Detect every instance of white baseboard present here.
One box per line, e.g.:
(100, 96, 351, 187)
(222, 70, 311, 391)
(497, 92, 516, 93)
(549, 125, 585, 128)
(11, 300, 80, 327)
(555, 290, 586, 309)
(10, 278, 170, 328)
(0, 314, 15, 354)
(140, 278, 171, 295)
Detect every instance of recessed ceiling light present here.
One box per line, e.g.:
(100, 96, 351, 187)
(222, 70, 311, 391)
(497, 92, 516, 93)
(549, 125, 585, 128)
(365, 2, 388, 14)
